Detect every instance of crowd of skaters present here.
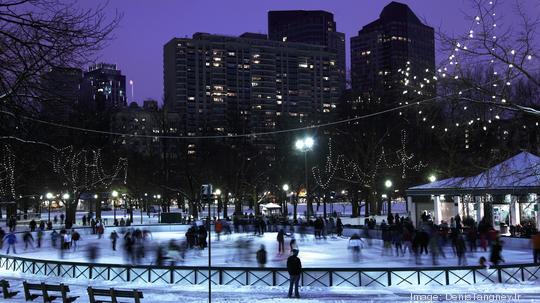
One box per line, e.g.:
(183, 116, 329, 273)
(346, 211, 534, 267)
(1, 210, 539, 273)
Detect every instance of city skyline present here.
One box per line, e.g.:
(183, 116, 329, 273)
(76, 0, 480, 104)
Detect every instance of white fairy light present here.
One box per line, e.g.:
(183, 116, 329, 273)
(510, 50, 515, 55)
(528, 55, 533, 60)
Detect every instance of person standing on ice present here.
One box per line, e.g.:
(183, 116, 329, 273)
(23, 230, 34, 250)
(0, 227, 5, 250)
(110, 230, 119, 251)
(4, 231, 17, 254)
(51, 230, 58, 248)
(277, 229, 285, 254)
(489, 237, 504, 265)
(256, 244, 267, 268)
(289, 238, 299, 253)
(287, 249, 302, 298)
(531, 231, 540, 263)
(336, 217, 343, 237)
(71, 229, 81, 251)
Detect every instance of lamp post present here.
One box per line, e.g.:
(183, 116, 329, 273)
(385, 180, 393, 215)
(295, 136, 314, 219)
(214, 189, 221, 220)
(156, 194, 161, 223)
(46, 192, 53, 222)
(112, 190, 119, 222)
(282, 184, 289, 216)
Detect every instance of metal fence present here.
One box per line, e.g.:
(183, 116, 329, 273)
(0, 254, 538, 287)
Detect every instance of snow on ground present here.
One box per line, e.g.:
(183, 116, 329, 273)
(1, 268, 540, 303)
(4, 230, 534, 268)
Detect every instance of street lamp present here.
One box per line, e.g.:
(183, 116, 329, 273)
(428, 175, 437, 183)
(282, 184, 289, 216)
(156, 194, 162, 223)
(295, 136, 314, 219)
(214, 189, 221, 219)
(46, 192, 53, 222)
(385, 180, 392, 215)
(111, 190, 119, 222)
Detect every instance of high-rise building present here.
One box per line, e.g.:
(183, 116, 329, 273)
(111, 101, 162, 156)
(350, 2, 435, 105)
(41, 67, 83, 122)
(268, 10, 346, 90)
(81, 63, 127, 111)
(163, 32, 342, 142)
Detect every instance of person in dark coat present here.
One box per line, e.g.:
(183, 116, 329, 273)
(4, 232, 17, 254)
(336, 218, 344, 237)
(490, 237, 504, 265)
(256, 244, 267, 268)
(277, 229, 285, 254)
(287, 249, 302, 298)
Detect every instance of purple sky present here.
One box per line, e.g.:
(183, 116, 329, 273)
(77, 0, 479, 104)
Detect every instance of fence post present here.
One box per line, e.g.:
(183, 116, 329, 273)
(273, 270, 276, 286)
(445, 269, 449, 285)
(329, 270, 333, 287)
(127, 266, 131, 281)
(521, 266, 525, 282)
(170, 267, 174, 284)
(497, 268, 502, 283)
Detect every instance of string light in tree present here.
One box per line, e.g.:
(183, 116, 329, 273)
(0, 145, 15, 199)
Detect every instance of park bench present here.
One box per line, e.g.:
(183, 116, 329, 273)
(87, 287, 144, 303)
(23, 281, 79, 303)
(0, 279, 19, 299)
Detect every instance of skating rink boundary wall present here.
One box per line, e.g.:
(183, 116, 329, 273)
(1, 254, 538, 287)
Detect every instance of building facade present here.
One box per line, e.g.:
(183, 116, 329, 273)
(163, 32, 342, 144)
(82, 63, 127, 111)
(268, 10, 346, 90)
(40, 67, 83, 123)
(350, 2, 435, 105)
(111, 101, 162, 156)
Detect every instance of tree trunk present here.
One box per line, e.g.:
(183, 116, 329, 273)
(361, 190, 370, 218)
(95, 199, 102, 220)
(65, 200, 77, 226)
(293, 198, 298, 220)
(351, 188, 360, 217)
(307, 196, 314, 219)
(253, 187, 259, 216)
(222, 196, 228, 219)
(190, 199, 198, 219)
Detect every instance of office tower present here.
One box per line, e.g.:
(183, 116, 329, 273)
(164, 32, 341, 143)
(350, 2, 435, 105)
(81, 63, 127, 111)
(268, 10, 346, 90)
(40, 67, 83, 122)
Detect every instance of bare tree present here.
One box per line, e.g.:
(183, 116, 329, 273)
(52, 146, 127, 224)
(312, 139, 344, 218)
(438, 0, 540, 115)
(0, 0, 120, 116)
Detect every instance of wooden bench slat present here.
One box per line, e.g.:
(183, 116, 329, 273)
(24, 281, 78, 303)
(88, 287, 143, 303)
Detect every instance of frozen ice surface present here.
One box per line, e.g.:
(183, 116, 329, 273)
(6, 230, 534, 268)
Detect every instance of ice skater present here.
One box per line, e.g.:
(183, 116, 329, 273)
(23, 231, 34, 250)
(4, 231, 17, 254)
(287, 249, 302, 298)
